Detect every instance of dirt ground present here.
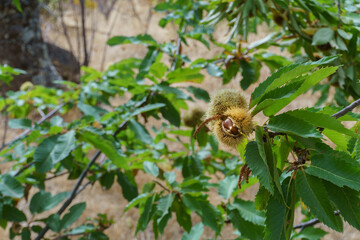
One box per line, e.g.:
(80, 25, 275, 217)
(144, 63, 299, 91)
(0, 0, 359, 239)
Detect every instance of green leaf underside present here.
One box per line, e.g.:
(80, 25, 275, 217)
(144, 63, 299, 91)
(245, 141, 274, 194)
(143, 161, 159, 177)
(157, 194, 175, 223)
(181, 223, 204, 240)
(218, 175, 238, 200)
(295, 171, 342, 231)
(306, 154, 360, 191)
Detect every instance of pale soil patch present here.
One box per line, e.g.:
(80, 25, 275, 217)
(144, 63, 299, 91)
(0, 0, 359, 239)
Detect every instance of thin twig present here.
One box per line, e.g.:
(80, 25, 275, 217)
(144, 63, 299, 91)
(100, 2, 121, 71)
(0, 103, 66, 151)
(293, 211, 340, 230)
(35, 117, 129, 239)
(80, 0, 89, 66)
(15, 162, 35, 177)
(331, 98, 360, 119)
(144, 2, 153, 34)
(45, 171, 68, 181)
(337, 0, 341, 22)
(154, 180, 170, 193)
(76, 180, 93, 195)
(171, 25, 186, 71)
(59, 0, 75, 56)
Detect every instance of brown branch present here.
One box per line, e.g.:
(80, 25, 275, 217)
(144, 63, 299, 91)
(80, 0, 89, 66)
(154, 180, 170, 193)
(293, 211, 340, 230)
(35, 150, 101, 240)
(0, 103, 67, 151)
(35, 119, 128, 239)
(45, 171, 68, 181)
(331, 98, 360, 119)
(59, 0, 74, 56)
(100, 2, 121, 71)
(15, 162, 34, 177)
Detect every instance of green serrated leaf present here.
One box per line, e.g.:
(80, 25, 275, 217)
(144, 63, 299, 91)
(143, 161, 159, 177)
(128, 119, 153, 144)
(240, 60, 256, 90)
(78, 128, 128, 169)
(231, 198, 265, 225)
(173, 197, 192, 232)
(60, 202, 86, 230)
(8, 118, 32, 130)
(0, 174, 24, 198)
(323, 129, 349, 151)
(117, 171, 138, 202)
(324, 182, 360, 231)
(312, 28, 334, 45)
(228, 208, 264, 240)
(255, 186, 271, 210)
(181, 223, 203, 240)
(124, 193, 149, 212)
(265, 198, 286, 240)
(34, 131, 76, 173)
(295, 171, 342, 231)
(136, 194, 157, 233)
(245, 141, 274, 194)
(268, 114, 322, 138)
(157, 194, 174, 222)
(3, 205, 27, 222)
(293, 227, 328, 239)
(287, 110, 358, 138)
(107, 34, 157, 46)
(155, 95, 181, 127)
(218, 175, 238, 200)
(306, 154, 360, 191)
(250, 56, 338, 109)
(167, 68, 204, 84)
(182, 194, 221, 233)
(186, 86, 210, 102)
(262, 66, 338, 116)
(30, 191, 69, 214)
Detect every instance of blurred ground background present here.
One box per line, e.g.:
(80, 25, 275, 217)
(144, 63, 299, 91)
(0, 0, 359, 239)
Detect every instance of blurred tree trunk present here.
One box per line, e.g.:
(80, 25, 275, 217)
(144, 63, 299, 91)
(0, 0, 61, 88)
